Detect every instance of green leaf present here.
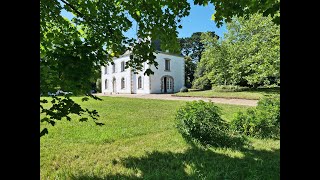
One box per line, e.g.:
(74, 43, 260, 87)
(40, 128, 48, 137)
(211, 14, 215, 21)
(136, 10, 141, 17)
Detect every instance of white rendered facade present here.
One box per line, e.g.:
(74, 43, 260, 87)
(101, 52, 185, 94)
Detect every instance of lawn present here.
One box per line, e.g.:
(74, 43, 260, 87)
(174, 87, 280, 100)
(40, 97, 279, 179)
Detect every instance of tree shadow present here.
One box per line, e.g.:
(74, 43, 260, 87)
(71, 145, 279, 179)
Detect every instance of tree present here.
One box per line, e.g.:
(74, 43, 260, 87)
(179, 32, 218, 88)
(191, 50, 213, 90)
(227, 13, 280, 87)
(200, 33, 231, 85)
(195, 13, 280, 88)
(179, 32, 219, 62)
(184, 56, 197, 88)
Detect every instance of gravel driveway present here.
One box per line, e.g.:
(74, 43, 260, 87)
(95, 93, 258, 106)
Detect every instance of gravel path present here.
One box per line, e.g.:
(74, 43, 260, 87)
(95, 93, 258, 106)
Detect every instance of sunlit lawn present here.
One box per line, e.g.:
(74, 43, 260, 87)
(175, 87, 280, 100)
(40, 97, 279, 179)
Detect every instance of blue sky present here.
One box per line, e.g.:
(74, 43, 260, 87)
(177, 2, 227, 38)
(61, 1, 227, 39)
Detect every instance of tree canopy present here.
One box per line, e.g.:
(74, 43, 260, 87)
(179, 32, 219, 62)
(179, 32, 218, 88)
(194, 0, 280, 27)
(193, 13, 280, 89)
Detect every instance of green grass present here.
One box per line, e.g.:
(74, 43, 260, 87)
(41, 97, 279, 179)
(175, 87, 280, 100)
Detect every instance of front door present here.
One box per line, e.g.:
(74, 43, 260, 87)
(163, 77, 167, 93)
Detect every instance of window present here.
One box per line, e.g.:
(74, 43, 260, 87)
(138, 76, 142, 89)
(105, 66, 108, 74)
(121, 61, 125, 72)
(165, 59, 170, 71)
(121, 78, 125, 89)
(105, 79, 108, 89)
(112, 63, 115, 73)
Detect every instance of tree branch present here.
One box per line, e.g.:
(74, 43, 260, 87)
(60, 0, 84, 18)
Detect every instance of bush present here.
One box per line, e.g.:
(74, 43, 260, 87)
(230, 95, 280, 138)
(192, 76, 212, 90)
(180, 87, 188, 92)
(212, 85, 250, 92)
(176, 100, 244, 147)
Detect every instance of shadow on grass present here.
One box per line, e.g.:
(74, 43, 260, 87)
(71, 145, 279, 179)
(248, 87, 280, 94)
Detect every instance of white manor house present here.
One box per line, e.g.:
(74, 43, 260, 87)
(101, 51, 185, 94)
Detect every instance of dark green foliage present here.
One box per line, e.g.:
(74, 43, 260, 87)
(184, 56, 197, 88)
(212, 85, 250, 92)
(179, 32, 219, 88)
(180, 87, 188, 92)
(40, 128, 48, 137)
(192, 76, 212, 90)
(176, 101, 245, 147)
(194, 0, 280, 27)
(96, 78, 101, 93)
(230, 95, 280, 138)
(179, 32, 219, 62)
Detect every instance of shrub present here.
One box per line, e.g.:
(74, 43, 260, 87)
(192, 76, 212, 90)
(180, 87, 188, 92)
(176, 100, 244, 147)
(212, 85, 250, 92)
(230, 95, 280, 138)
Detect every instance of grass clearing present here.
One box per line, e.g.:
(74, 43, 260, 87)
(41, 97, 279, 179)
(175, 87, 280, 100)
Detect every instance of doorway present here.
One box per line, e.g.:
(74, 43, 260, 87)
(161, 75, 174, 93)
